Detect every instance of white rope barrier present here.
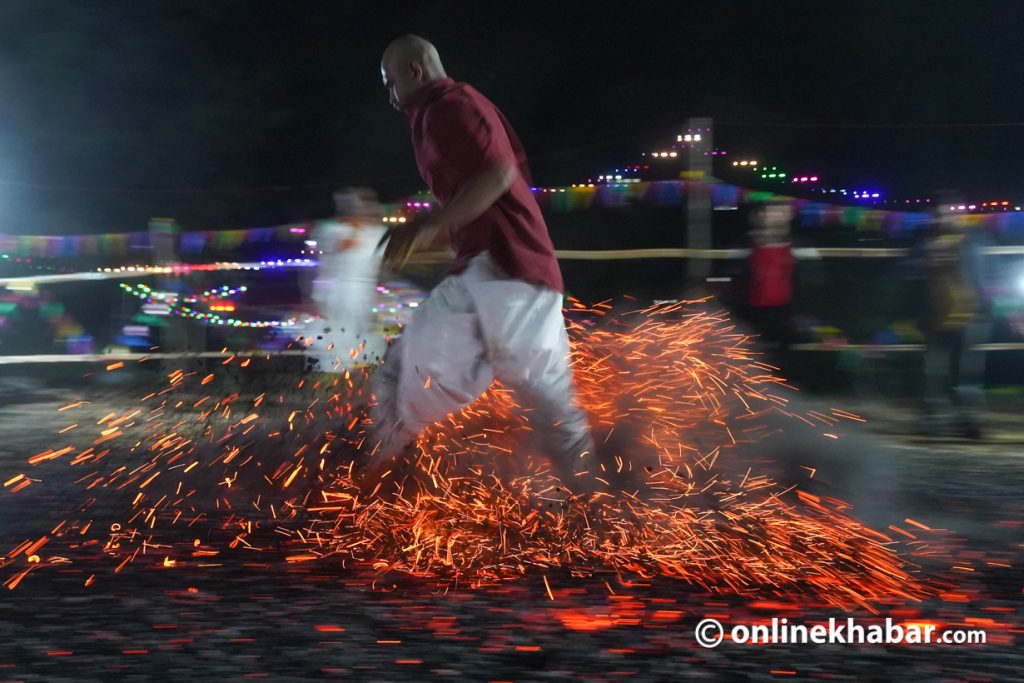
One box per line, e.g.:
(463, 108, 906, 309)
(7, 342, 1024, 366)
(0, 350, 311, 365)
(550, 246, 1024, 261)
(0, 260, 315, 288)
(4, 248, 1023, 366)
(4, 246, 1024, 288)
(791, 342, 1024, 352)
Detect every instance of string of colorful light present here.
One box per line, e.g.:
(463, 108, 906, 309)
(119, 281, 311, 328)
(182, 284, 248, 304)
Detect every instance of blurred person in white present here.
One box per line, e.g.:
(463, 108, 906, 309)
(306, 187, 387, 370)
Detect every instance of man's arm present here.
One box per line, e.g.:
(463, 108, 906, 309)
(380, 163, 518, 266)
(430, 163, 518, 233)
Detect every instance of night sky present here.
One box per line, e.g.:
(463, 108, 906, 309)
(1, 0, 1023, 234)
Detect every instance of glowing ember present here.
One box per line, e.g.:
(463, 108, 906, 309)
(3, 301, 929, 608)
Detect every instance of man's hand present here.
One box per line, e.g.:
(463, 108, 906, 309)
(377, 219, 440, 267)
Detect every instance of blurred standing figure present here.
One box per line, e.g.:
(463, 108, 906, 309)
(917, 203, 994, 438)
(307, 187, 386, 370)
(742, 202, 798, 355)
(368, 35, 594, 489)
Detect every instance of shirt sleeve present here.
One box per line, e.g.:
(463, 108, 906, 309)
(423, 95, 517, 184)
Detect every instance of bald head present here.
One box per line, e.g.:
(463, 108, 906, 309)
(381, 35, 447, 111)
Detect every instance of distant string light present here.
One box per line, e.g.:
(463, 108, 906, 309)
(875, 198, 932, 206)
(93, 259, 315, 276)
(593, 175, 642, 184)
(975, 200, 1020, 212)
(370, 283, 423, 325)
(719, 142, 1019, 211)
(119, 282, 310, 328)
(0, 259, 317, 288)
(586, 166, 648, 184)
(182, 285, 248, 304)
(759, 166, 787, 180)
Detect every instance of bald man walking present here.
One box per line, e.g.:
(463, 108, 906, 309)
(368, 35, 595, 492)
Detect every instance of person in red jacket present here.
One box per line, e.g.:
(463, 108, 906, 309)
(366, 35, 594, 493)
(743, 202, 798, 352)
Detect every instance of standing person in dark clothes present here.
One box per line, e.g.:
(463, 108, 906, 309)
(916, 201, 994, 438)
(366, 35, 595, 492)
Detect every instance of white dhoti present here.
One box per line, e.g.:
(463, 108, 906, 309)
(307, 221, 386, 369)
(370, 252, 593, 469)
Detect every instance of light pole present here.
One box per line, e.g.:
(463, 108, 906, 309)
(685, 116, 713, 291)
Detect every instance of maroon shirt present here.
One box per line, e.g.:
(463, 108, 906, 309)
(406, 78, 563, 292)
(748, 244, 796, 307)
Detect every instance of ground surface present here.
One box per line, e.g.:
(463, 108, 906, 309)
(0, 373, 1020, 682)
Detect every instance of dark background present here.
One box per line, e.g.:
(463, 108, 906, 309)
(1, 0, 1022, 234)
